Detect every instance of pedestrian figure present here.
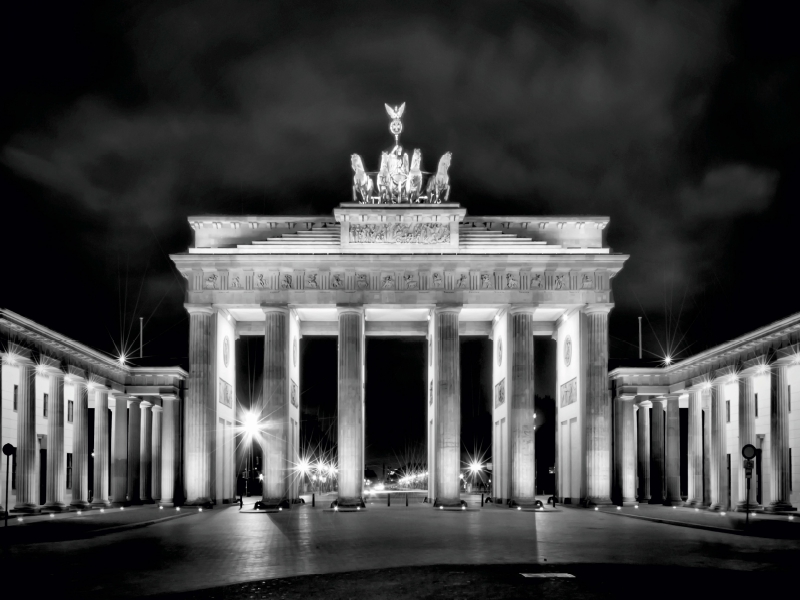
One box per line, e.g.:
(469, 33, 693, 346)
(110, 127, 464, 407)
(239, 495, 243, 509)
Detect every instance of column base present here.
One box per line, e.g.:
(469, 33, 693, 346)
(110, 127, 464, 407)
(70, 500, 91, 510)
(42, 503, 70, 513)
(433, 497, 463, 508)
(585, 497, 614, 507)
(334, 496, 365, 509)
(12, 503, 41, 514)
(707, 503, 726, 511)
(765, 501, 797, 513)
(620, 498, 637, 506)
(683, 498, 703, 508)
(509, 498, 539, 509)
(158, 500, 176, 508)
(662, 498, 683, 507)
(184, 497, 213, 507)
(91, 499, 112, 508)
(648, 497, 665, 505)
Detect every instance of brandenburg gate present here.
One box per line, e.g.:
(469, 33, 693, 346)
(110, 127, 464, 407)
(170, 105, 628, 509)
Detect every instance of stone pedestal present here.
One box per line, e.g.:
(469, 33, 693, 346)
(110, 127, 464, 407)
(709, 384, 726, 511)
(110, 394, 129, 506)
(685, 390, 703, 507)
(151, 405, 163, 502)
(737, 376, 760, 511)
(649, 399, 665, 504)
(160, 395, 179, 506)
(336, 306, 365, 508)
(91, 388, 111, 507)
(636, 402, 651, 502)
(617, 397, 637, 505)
(14, 355, 39, 513)
(140, 401, 153, 503)
(43, 368, 68, 512)
(509, 307, 536, 507)
(664, 395, 681, 505)
(584, 305, 613, 505)
(767, 365, 796, 512)
(127, 398, 141, 503)
(185, 304, 215, 506)
(70, 378, 91, 510)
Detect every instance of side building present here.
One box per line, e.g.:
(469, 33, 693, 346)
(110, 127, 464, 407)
(0, 309, 191, 513)
(610, 312, 800, 511)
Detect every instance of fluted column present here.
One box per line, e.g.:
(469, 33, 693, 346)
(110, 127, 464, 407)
(434, 305, 461, 507)
(709, 383, 726, 510)
(91, 387, 111, 507)
(70, 377, 90, 509)
(767, 364, 795, 512)
(110, 394, 128, 506)
(140, 400, 153, 502)
(664, 394, 681, 505)
(509, 307, 536, 507)
(702, 394, 712, 506)
(737, 375, 760, 510)
(336, 306, 365, 508)
(43, 365, 68, 511)
(160, 395, 179, 506)
(151, 404, 163, 501)
(617, 397, 637, 505)
(649, 398, 666, 503)
(261, 306, 291, 507)
(584, 305, 613, 505)
(127, 398, 141, 503)
(14, 351, 39, 513)
(685, 390, 703, 506)
(184, 304, 215, 506)
(637, 401, 651, 502)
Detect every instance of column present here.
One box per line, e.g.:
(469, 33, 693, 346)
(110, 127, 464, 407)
(709, 383, 726, 510)
(636, 401, 651, 502)
(110, 394, 128, 506)
(127, 398, 141, 503)
(737, 375, 760, 510)
(140, 400, 153, 502)
(160, 395, 179, 506)
(70, 378, 91, 509)
(509, 307, 536, 507)
(616, 397, 636, 505)
(685, 389, 703, 506)
(664, 394, 681, 505)
(184, 304, 215, 506)
(767, 364, 795, 512)
(336, 306, 365, 508)
(151, 404, 163, 501)
(14, 351, 39, 512)
(702, 394, 712, 506)
(91, 387, 111, 507)
(649, 398, 665, 503)
(261, 306, 291, 508)
(433, 305, 461, 508)
(43, 366, 68, 511)
(584, 305, 613, 505)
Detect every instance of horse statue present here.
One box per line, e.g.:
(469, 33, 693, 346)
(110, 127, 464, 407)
(351, 154, 374, 203)
(405, 149, 423, 202)
(425, 152, 452, 203)
(376, 152, 391, 202)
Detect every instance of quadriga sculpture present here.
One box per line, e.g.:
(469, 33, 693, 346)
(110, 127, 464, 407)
(425, 152, 452, 203)
(351, 154, 374, 203)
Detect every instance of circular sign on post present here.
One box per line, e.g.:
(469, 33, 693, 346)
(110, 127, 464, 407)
(2, 443, 14, 456)
(742, 444, 757, 460)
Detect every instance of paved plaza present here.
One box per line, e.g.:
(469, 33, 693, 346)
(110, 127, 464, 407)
(2, 494, 799, 599)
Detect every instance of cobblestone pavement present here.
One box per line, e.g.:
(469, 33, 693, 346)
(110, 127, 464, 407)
(2, 497, 799, 599)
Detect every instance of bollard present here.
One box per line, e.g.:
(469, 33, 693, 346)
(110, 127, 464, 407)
(481, 493, 484, 507)
(406, 493, 409, 507)
(312, 493, 315, 508)
(388, 493, 391, 507)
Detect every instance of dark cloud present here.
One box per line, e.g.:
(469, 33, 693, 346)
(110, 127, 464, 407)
(1, 0, 795, 363)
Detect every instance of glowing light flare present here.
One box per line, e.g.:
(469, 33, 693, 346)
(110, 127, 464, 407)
(663, 355, 672, 366)
(117, 353, 127, 366)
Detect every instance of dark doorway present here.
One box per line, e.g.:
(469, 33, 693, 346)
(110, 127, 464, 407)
(39, 448, 47, 505)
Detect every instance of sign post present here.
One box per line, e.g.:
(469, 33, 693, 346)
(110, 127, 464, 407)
(3, 443, 15, 527)
(742, 444, 757, 528)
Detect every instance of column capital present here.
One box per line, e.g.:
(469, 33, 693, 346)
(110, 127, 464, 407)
(775, 343, 800, 365)
(262, 304, 290, 316)
(508, 304, 537, 316)
(184, 303, 214, 315)
(664, 393, 681, 401)
(434, 304, 462, 314)
(140, 400, 153, 409)
(637, 399, 653, 407)
(159, 394, 178, 402)
(151, 405, 163, 413)
(38, 355, 63, 376)
(651, 397, 667, 406)
(127, 397, 142, 407)
(5, 342, 34, 365)
(336, 304, 364, 317)
(581, 303, 614, 316)
(64, 365, 88, 384)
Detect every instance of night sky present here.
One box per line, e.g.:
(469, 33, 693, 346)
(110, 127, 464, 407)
(2, 1, 799, 465)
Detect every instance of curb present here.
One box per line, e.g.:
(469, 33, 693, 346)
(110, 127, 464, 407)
(604, 509, 746, 536)
(87, 511, 196, 536)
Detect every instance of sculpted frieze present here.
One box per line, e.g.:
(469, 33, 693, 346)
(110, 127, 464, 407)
(348, 222, 450, 244)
